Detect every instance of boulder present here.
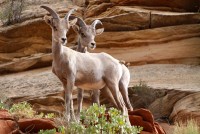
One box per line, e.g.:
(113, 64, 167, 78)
(0, 110, 58, 134)
(129, 109, 166, 134)
(148, 90, 191, 120)
(169, 92, 200, 126)
(18, 118, 57, 133)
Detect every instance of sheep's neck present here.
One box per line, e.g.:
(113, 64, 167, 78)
(52, 40, 63, 62)
(76, 39, 86, 53)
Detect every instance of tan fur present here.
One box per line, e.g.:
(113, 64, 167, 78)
(71, 17, 133, 120)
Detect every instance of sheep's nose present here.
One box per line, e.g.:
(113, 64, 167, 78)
(91, 43, 96, 47)
(61, 38, 66, 42)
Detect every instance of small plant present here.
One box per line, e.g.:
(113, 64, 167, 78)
(38, 129, 57, 134)
(38, 126, 65, 134)
(0, 100, 6, 110)
(9, 101, 36, 118)
(8, 101, 56, 119)
(58, 126, 65, 134)
(0, 95, 11, 110)
(44, 113, 56, 118)
(130, 80, 165, 108)
(173, 119, 200, 134)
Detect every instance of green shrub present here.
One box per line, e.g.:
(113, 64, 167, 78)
(9, 101, 36, 118)
(8, 101, 56, 119)
(66, 104, 142, 134)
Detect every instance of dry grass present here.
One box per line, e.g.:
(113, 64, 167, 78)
(173, 119, 200, 134)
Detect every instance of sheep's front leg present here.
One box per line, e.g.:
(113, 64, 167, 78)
(65, 76, 75, 123)
(77, 88, 84, 121)
(70, 98, 76, 122)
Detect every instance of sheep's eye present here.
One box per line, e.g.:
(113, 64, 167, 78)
(53, 26, 57, 31)
(81, 32, 86, 37)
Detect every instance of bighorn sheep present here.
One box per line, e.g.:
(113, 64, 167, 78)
(41, 6, 130, 123)
(70, 16, 133, 119)
(69, 16, 118, 118)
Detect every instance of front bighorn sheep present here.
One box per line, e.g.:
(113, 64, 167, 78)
(70, 16, 133, 119)
(41, 6, 130, 123)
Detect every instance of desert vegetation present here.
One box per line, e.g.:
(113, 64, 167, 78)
(173, 119, 200, 134)
(0, 100, 55, 119)
(130, 81, 165, 109)
(0, 100, 142, 134)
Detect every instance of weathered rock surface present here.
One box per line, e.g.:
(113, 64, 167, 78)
(85, 6, 200, 31)
(109, 0, 199, 12)
(93, 24, 200, 65)
(0, 23, 199, 73)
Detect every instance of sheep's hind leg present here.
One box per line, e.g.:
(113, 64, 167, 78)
(92, 89, 100, 105)
(106, 82, 130, 126)
(119, 82, 133, 111)
(101, 86, 118, 108)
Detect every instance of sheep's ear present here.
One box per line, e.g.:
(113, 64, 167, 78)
(95, 28, 104, 35)
(72, 25, 79, 33)
(44, 15, 53, 26)
(69, 18, 77, 26)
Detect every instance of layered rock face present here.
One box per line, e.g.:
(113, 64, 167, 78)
(0, 0, 199, 73)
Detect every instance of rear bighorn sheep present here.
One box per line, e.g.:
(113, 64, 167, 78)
(69, 16, 118, 119)
(70, 16, 133, 119)
(41, 6, 130, 123)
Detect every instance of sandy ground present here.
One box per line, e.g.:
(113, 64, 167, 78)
(0, 64, 199, 99)
(130, 64, 200, 92)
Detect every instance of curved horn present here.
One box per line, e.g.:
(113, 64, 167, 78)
(65, 9, 76, 21)
(41, 5, 59, 19)
(69, 15, 87, 28)
(91, 20, 103, 29)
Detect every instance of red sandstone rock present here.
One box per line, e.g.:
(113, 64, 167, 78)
(0, 110, 58, 133)
(0, 110, 18, 134)
(18, 118, 57, 133)
(129, 109, 166, 134)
